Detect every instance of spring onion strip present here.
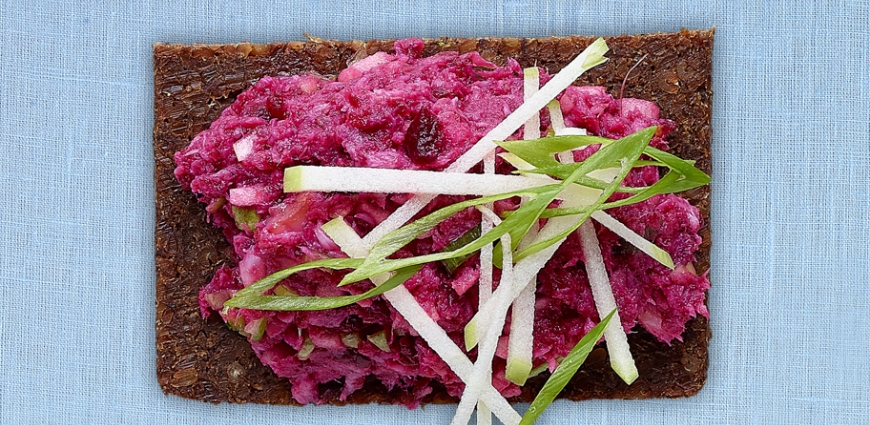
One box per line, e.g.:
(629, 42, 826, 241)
(496, 134, 710, 197)
(518, 310, 616, 425)
(225, 258, 362, 303)
(322, 217, 522, 425)
(467, 129, 650, 348)
(578, 220, 638, 384)
(360, 38, 609, 248)
(508, 128, 653, 263)
(500, 150, 675, 269)
(451, 232, 513, 425)
(441, 225, 481, 273)
(224, 264, 420, 311)
(342, 127, 652, 288)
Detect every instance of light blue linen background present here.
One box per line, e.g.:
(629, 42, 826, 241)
(1, 0, 868, 424)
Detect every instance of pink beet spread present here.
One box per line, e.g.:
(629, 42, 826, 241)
(175, 38, 709, 407)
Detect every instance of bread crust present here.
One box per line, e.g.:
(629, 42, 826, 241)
(154, 30, 713, 405)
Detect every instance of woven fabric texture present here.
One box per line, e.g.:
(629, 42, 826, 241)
(0, 1, 868, 424)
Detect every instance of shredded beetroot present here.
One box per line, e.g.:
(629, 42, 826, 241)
(175, 38, 709, 407)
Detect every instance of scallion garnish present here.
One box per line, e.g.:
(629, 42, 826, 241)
(441, 224, 481, 273)
(358, 38, 610, 248)
(322, 216, 523, 425)
(338, 126, 657, 288)
(225, 263, 421, 311)
(518, 309, 616, 425)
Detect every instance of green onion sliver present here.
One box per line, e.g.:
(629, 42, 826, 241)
(519, 309, 616, 425)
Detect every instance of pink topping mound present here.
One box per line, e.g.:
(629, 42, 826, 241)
(175, 38, 709, 407)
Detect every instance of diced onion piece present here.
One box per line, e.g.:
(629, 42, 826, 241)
(243, 318, 266, 342)
(366, 331, 391, 352)
(341, 333, 361, 348)
(578, 220, 638, 384)
(451, 233, 513, 425)
(233, 134, 255, 161)
(321, 218, 521, 425)
(285, 166, 549, 196)
(297, 337, 315, 360)
(205, 291, 231, 311)
(362, 38, 609, 248)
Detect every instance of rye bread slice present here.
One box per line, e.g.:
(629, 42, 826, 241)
(154, 30, 713, 405)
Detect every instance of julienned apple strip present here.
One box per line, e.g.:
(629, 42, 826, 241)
(283, 165, 674, 269)
(320, 218, 523, 425)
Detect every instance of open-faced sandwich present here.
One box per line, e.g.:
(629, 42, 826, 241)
(154, 30, 713, 424)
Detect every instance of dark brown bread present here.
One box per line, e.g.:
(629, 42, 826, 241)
(154, 30, 713, 405)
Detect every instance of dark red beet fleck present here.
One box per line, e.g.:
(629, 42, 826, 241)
(266, 95, 287, 120)
(404, 105, 445, 165)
